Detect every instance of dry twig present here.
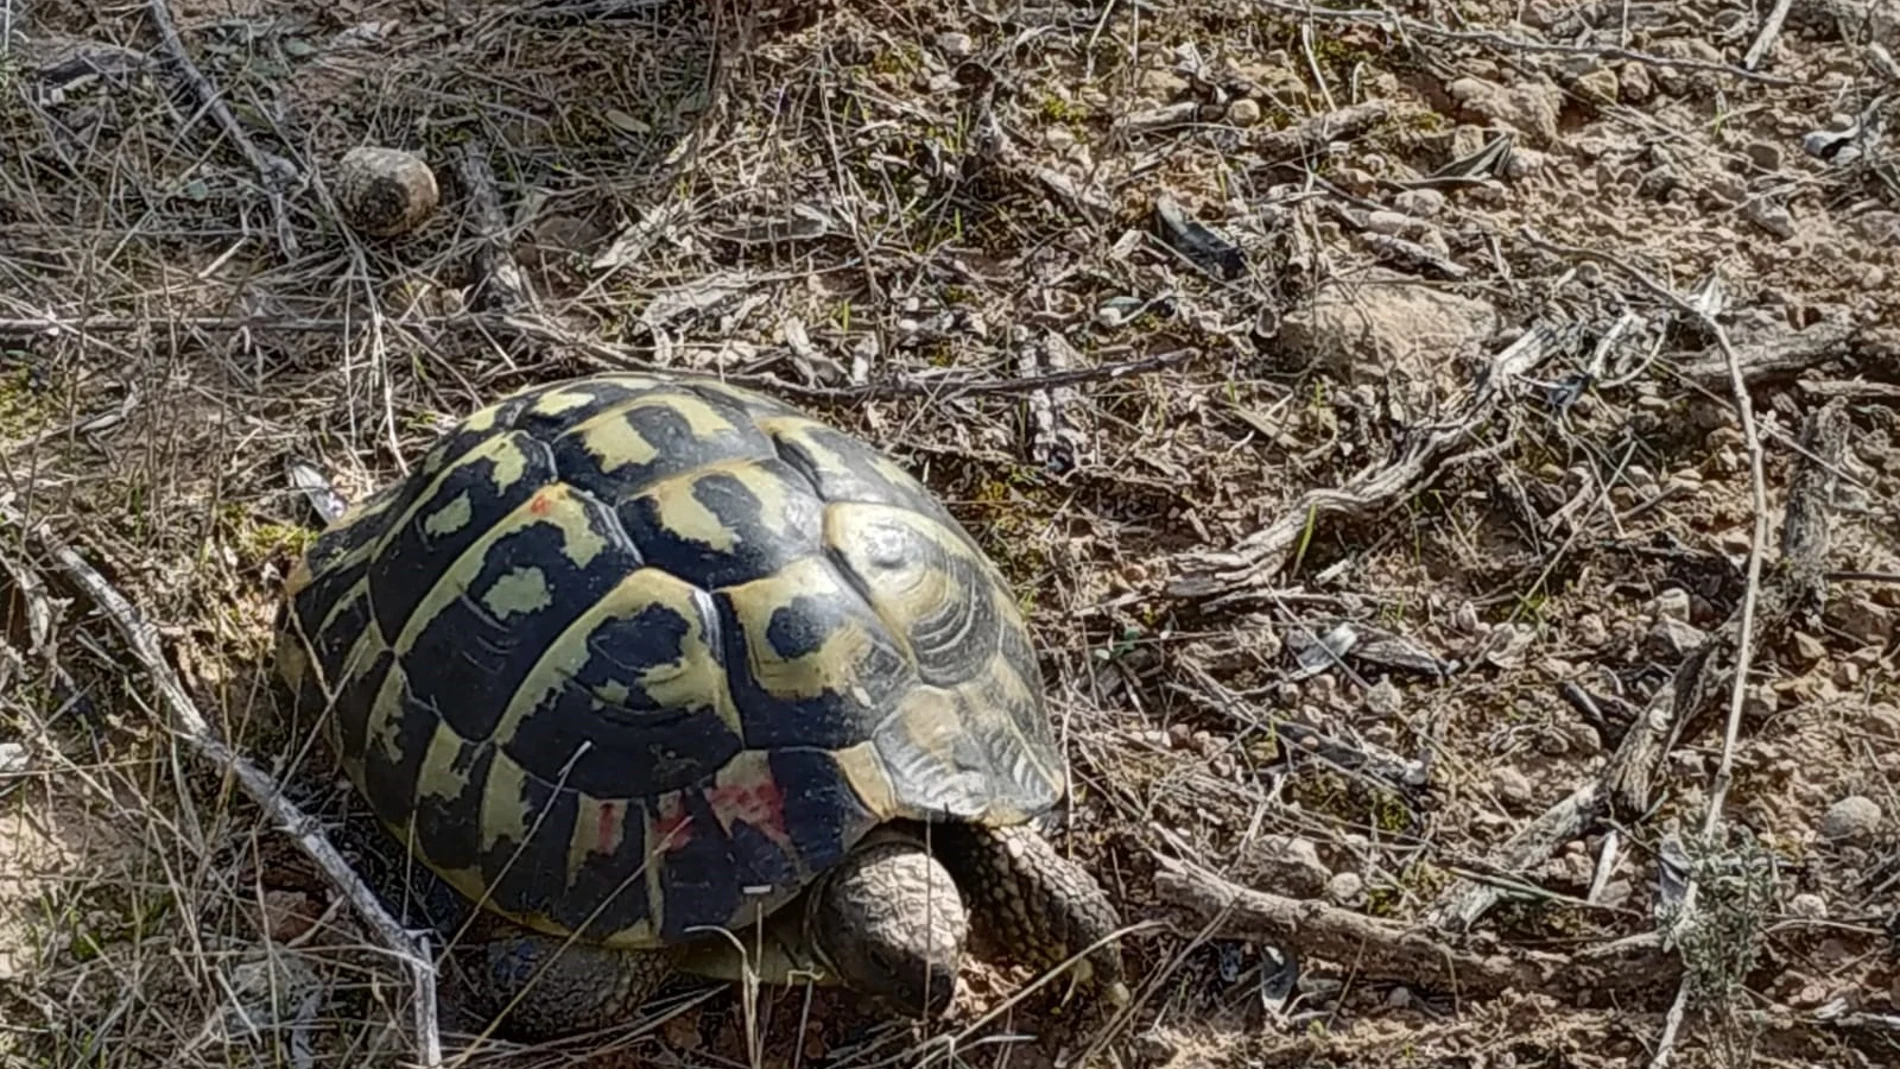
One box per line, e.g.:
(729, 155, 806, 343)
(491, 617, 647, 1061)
(0, 499, 444, 1069)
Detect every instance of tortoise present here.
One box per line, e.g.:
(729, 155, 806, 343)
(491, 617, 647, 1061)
(273, 371, 1129, 1037)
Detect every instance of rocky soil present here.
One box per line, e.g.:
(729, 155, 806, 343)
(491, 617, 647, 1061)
(1, 1, 1898, 1067)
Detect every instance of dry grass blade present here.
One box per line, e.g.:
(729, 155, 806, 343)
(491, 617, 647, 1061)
(0, 499, 443, 1069)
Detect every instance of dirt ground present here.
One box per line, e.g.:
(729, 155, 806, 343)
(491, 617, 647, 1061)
(2, 0, 1898, 1066)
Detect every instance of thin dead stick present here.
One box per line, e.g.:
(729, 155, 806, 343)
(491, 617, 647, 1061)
(144, 0, 300, 258)
(1154, 854, 1681, 1004)
(1165, 322, 1560, 598)
(1743, 0, 1797, 71)
(0, 499, 443, 1069)
(1647, 304, 1774, 1069)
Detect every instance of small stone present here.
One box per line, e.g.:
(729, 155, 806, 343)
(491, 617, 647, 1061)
(1652, 588, 1692, 623)
(1365, 210, 1414, 235)
(1617, 62, 1653, 102)
(1167, 723, 1192, 749)
(1365, 678, 1403, 717)
(1327, 870, 1365, 905)
(1825, 597, 1893, 647)
(1791, 632, 1828, 665)
(1646, 617, 1709, 659)
(1821, 795, 1882, 841)
(0, 742, 26, 777)
(1567, 722, 1602, 753)
(1392, 188, 1443, 218)
(334, 145, 439, 237)
(1788, 893, 1828, 919)
(1226, 98, 1263, 126)
(1575, 67, 1619, 103)
(935, 31, 976, 59)
(1574, 613, 1609, 647)
(1250, 835, 1331, 897)
(1385, 985, 1412, 1009)
(1492, 766, 1534, 811)
(1745, 141, 1783, 171)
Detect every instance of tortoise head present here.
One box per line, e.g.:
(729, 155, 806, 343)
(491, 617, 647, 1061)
(806, 836, 968, 1019)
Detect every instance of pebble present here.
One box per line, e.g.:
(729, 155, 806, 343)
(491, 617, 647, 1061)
(1393, 188, 1445, 218)
(1365, 678, 1404, 718)
(1365, 210, 1415, 235)
(1821, 795, 1882, 841)
(1251, 835, 1331, 898)
(1791, 631, 1828, 665)
(1617, 61, 1653, 102)
(1492, 766, 1534, 811)
(1327, 870, 1366, 905)
(0, 742, 26, 777)
(935, 31, 975, 59)
(1575, 67, 1619, 103)
(1745, 140, 1783, 171)
(1652, 588, 1692, 623)
(1574, 613, 1610, 647)
(1226, 98, 1263, 126)
(1788, 892, 1828, 919)
(1646, 617, 1709, 659)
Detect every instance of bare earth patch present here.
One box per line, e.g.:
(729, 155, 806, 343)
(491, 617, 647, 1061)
(2, 0, 1898, 1067)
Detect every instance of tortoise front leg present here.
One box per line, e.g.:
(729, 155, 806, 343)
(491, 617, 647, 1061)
(931, 822, 1130, 1006)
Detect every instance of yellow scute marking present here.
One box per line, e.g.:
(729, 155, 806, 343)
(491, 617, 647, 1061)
(532, 389, 599, 416)
(479, 752, 532, 851)
(891, 687, 963, 762)
(482, 566, 553, 619)
(725, 558, 874, 701)
(639, 393, 737, 439)
(414, 720, 474, 802)
(485, 567, 742, 749)
(423, 492, 473, 537)
(365, 661, 409, 767)
(644, 472, 737, 552)
(573, 410, 659, 472)
(489, 437, 531, 490)
(831, 740, 900, 820)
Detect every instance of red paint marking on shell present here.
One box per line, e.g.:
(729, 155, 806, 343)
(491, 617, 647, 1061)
(653, 796, 693, 850)
(596, 801, 621, 855)
(709, 780, 787, 839)
(528, 490, 552, 516)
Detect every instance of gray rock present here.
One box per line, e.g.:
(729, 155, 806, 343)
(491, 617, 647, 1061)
(1278, 268, 1498, 386)
(1492, 766, 1534, 811)
(1249, 835, 1331, 898)
(935, 31, 976, 59)
(1327, 870, 1366, 905)
(1365, 678, 1403, 718)
(1821, 795, 1882, 842)
(1788, 892, 1828, 919)
(1653, 588, 1693, 623)
(1646, 617, 1709, 659)
(1393, 188, 1445, 218)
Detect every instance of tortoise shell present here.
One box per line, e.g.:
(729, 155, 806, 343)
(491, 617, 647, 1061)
(274, 373, 1067, 949)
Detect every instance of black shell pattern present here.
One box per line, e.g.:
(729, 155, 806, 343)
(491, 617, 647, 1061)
(276, 373, 1067, 948)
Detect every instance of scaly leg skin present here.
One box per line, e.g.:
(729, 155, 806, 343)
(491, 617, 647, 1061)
(933, 822, 1130, 1008)
(447, 920, 679, 1041)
